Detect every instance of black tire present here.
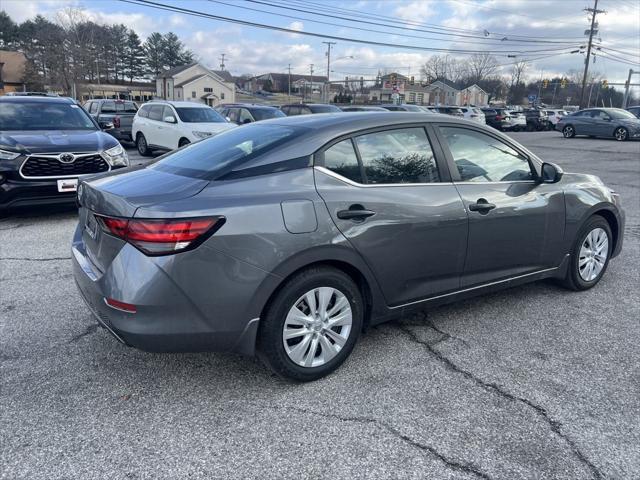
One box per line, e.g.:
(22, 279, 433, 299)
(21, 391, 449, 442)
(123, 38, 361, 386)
(560, 215, 612, 291)
(136, 133, 152, 156)
(526, 122, 535, 132)
(178, 137, 190, 148)
(513, 126, 521, 132)
(258, 266, 363, 382)
(614, 127, 628, 141)
(562, 125, 575, 138)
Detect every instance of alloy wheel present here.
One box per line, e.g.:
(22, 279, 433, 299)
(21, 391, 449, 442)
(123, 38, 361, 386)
(563, 126, 574, 138)
(578, 227, 609, 282)
(614, 127, 628, 141)
(137, 135, 147, 154)
(282, 287, 352, 368)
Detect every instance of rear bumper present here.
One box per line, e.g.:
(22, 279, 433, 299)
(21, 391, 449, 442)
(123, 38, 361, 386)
(71, 224, 270, 355)
(106, 128, 133, 142)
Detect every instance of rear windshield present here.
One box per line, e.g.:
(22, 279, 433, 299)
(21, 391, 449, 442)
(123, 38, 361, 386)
(0, 102, 96, 131)
(150, 124, 305, 179)
(175, 107, 226, 123)
(101, 101, 138, 113)
(309, 105, 342, 113)
(251, 108, 286, 121)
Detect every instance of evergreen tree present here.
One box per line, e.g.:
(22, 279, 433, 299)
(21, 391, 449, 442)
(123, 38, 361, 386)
(123, 30, 146, 83)
(0, 12, 18, 49)
(143, 32, 165, 77)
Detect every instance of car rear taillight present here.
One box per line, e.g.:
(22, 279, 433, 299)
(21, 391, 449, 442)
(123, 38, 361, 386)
(95, 215, 224, 255)
(113, 115, 121, 128)
(495, 115, 503, 121)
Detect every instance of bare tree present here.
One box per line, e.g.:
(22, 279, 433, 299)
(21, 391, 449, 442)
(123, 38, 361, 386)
(509, 61, 528, 89)
(465, 53, 499, 84)
(420, 55, 461, 82)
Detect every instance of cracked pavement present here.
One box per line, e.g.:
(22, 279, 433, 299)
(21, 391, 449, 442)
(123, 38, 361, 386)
(1, 133, 639, 479)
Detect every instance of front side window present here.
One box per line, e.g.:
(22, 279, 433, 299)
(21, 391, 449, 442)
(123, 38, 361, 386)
(439, 127, 534, 183)
(323, 139, 362, 183)
(354, 127, 439, 184)
(174, 107, 226, 123)
(162, 105, 175, 122)
(238, 109, 253, 123)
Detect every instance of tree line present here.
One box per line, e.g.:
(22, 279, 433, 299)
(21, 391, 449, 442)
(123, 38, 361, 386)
(418, 53, 634, 107)
(0, 9, 194, 94)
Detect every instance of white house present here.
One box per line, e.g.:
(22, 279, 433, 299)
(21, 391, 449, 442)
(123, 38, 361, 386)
(156, 63, 235, 106)
(425, 80, 461, 106)
(459, 84, 488, 106)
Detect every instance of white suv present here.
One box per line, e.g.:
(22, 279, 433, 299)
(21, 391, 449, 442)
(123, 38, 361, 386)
(458, 106, 486, 125)
(132, 101, 236, 156)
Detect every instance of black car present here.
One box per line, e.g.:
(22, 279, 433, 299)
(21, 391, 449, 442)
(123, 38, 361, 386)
(481, 108, 511, 130)
(0, 96, 128, 213)
(626, 106, 640, 118)
(83, 99, 138, 142)
(522, 109, 550, 131)
(280, 103, 342, 115)
(217, 104, 285, 124)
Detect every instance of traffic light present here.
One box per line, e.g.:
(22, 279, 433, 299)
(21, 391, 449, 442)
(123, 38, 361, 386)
(602, 79, 608, 89)
(410, 76, 415, 85)
(543, 79, 549, 89)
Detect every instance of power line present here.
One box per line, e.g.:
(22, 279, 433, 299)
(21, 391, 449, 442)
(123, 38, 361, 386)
(118, 0, 579, 57)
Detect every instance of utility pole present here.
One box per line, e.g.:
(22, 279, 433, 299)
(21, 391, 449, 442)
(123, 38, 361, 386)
(308, 63, 314, 102)
(621, 69, 639, 108)
(322, 42, 336, 103)
(287, 64, 292, 102)
(219, 53, 226, 71)
(579, 0, 605, 109)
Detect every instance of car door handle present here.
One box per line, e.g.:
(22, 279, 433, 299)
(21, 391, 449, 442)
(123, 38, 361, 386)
(337, 207, 376, 220)
(468, 199, 496, 213)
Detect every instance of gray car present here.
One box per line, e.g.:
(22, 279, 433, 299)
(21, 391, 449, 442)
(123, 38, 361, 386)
(72, 113, 625, 381)
(558, 108, 640, 141)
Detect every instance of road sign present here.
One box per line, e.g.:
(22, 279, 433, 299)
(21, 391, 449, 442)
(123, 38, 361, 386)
(528, 94, 537, 102)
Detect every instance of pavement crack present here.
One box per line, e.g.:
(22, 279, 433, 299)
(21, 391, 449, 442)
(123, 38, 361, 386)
(397, 324, 603, 480)
(279, 405, 493, 479)
(0, 256, 71, 262)
(69, 324, 99, 343)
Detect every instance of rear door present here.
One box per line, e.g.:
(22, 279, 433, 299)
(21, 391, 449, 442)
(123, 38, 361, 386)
(314, 125, 468, 306)
(146, 104, 165, 147)
(435, 124, 565, 287)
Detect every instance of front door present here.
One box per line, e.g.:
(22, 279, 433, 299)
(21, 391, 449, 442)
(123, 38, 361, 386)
(436, 125, 565, 287)
(315, 126, 468, 307)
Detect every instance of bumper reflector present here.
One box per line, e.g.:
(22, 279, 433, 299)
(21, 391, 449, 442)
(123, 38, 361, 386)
(105, 297, 137, 313)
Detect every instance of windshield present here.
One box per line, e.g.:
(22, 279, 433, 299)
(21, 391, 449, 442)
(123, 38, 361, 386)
(0, 102, 96, 131)
(608, 109, 637, 120)
(174, 107, 226, 123)
(150, 124, 305, 179)
(251, 108, 286, 121)
(310, 105, 342, 113)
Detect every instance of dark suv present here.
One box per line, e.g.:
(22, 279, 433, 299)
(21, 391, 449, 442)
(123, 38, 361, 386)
(522, 109, 550, 131)
(218, 104, 285, 124)
(280, 103, 342, 115)
(83, 99, 138, 142)
(0, 96, 128, 213)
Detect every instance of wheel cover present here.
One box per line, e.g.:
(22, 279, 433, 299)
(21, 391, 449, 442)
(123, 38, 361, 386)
(282, 287, 352, 368)
(578, 227, 609, 281)
(615, 128, 627, 141)
(564, 126, 573, 137)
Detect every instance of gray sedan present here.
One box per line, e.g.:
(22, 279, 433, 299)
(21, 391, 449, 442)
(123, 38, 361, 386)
(558, 108, 640, 141)
(72, 113, 625, 381)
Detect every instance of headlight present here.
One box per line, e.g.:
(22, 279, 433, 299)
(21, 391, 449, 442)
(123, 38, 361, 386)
(192, 131, 213, 139)
(102, 144, 129, 167)
(0, 149, 20, 160)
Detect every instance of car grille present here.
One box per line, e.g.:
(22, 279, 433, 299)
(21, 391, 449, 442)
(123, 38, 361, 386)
(21, 153, 109, 178)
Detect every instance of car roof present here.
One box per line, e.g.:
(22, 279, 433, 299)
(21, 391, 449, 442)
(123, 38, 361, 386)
(146, 100, 209, 108)
(0, 95, 75, 104)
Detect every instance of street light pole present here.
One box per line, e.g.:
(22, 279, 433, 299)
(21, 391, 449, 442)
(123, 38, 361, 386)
(322, 41, 336, 103)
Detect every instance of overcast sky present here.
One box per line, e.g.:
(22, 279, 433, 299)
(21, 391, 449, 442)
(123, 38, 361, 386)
(4, 0, 639, 88)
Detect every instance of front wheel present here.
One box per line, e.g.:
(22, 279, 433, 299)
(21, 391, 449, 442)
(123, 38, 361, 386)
(614, 127, 628, 141)
(560, 215, 612, 291)
(562, 125, 575, 138)
(258, 266, 363, 382)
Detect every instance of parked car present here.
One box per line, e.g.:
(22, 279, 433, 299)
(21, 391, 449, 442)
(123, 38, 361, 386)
(0, 95, 128, 213)
(72, 112, 624, 381)
(83, 99, 138, 143)
(522, 109, 550, 131)
(625, 105, 640, 118)
(280, 104, 342, 115)
(558, 108, 640, 141)
(217, 104, 285, 124)
(545, 109, 568, 130)
(437, 106, 464, 117)
(506, 110, 527, 131)
(340, 106, 387, 112)
(379, 104, 425, 112)
(132, 101, 235, 155)
(458, 106, 486, 125)
(481, 108, 514, 130)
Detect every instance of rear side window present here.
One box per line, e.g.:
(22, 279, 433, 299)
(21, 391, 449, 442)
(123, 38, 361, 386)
(137, 105, 149, 118)
(148, 105, 164, 121)
(354, 127, 440, 184)
(323, 139, 362, 183)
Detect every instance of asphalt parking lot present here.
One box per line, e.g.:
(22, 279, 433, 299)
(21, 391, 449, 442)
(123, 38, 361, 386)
(1, 131, 639, 479)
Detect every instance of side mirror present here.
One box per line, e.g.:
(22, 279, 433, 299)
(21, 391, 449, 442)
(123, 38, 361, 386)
(98, 121, 114, 130)
(164, 115, 177, 123)
(225, 116, 231, 122)
(540, 162, 563, 184)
